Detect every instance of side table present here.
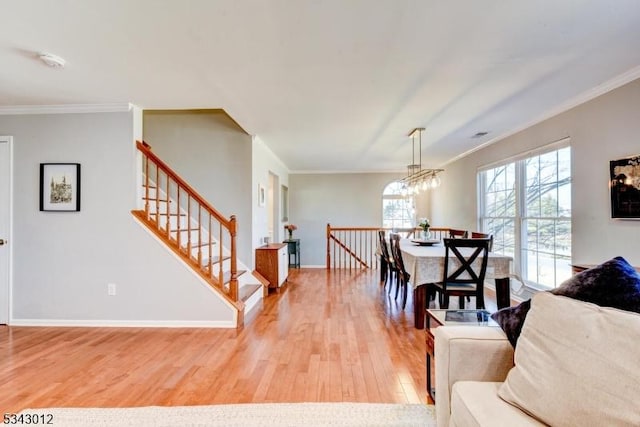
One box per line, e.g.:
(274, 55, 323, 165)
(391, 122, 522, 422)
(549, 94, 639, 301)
(425, 309, 497, 403)
(283, 238, 300, 268)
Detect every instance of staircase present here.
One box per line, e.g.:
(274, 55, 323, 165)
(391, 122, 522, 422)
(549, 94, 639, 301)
(131, 141, 264, 327)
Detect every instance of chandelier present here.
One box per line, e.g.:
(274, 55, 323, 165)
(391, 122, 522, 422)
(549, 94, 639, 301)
(399, 127, 443, 196)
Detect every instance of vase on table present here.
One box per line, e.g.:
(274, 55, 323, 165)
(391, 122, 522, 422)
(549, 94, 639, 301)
(421, 229, 431, 239)
(288, 230, 293, 240)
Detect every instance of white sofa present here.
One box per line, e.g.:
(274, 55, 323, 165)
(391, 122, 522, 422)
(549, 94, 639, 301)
(434, 326, 542, 427)
(434, 292, 640, 427)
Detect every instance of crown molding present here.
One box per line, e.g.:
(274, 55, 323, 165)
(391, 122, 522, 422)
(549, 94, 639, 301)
(0, 103, 132, 115)
(443, 65, 640, 167)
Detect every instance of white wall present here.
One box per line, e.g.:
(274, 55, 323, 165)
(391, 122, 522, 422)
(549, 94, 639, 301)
(433, 77, 640, 267)
(143, 110, 253, 265)
(252, 136, 290, 255)
(1, 110, 235, 325)
(289, 172, 402, 266)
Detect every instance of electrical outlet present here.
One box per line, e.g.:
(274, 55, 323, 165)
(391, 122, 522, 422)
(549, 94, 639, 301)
(107, 283, 117, 296)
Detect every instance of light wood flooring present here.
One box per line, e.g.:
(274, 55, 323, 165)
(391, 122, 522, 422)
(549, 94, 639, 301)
(1, 269, 435, 412)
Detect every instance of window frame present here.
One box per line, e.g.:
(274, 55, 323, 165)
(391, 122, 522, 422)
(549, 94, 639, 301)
(477, 138, 571, 290)
(382, 181, 416, 229)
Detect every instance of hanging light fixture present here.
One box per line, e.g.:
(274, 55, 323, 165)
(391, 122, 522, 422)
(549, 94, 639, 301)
(399, 127, 443, 193)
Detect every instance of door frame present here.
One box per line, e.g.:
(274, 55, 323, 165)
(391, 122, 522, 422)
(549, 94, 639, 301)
(0, 136, 13, 325)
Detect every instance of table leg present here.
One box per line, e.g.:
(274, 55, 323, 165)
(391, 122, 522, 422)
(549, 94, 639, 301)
(413, 285, 426, 329)
(495, 277, 511, 309)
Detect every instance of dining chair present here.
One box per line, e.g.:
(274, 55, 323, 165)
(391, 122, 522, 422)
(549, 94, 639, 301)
(389, 233, 411, 309)
(448, 229, 468, 238)
(471, 231, 494, 252)
(377, 230, 398, 293)
(432, 238, 491, 309)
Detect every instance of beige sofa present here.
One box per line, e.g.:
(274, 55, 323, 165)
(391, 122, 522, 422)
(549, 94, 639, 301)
(434, 325, 541, 427)
(434, 292, 640, 427)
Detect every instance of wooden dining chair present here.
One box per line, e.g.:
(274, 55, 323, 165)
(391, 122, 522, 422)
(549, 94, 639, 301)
(377, 230, 398, 293)
(389, 233, 411, 309)
(432, 238, 491, 309)
(471, 231, 494, 252)
(448, 229, 468, 238)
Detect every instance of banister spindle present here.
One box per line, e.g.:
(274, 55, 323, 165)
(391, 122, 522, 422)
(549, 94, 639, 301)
(144, 154, 150, 217)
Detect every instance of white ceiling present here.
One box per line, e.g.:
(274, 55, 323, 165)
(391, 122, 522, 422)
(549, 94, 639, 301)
(2, 0, 640, 172)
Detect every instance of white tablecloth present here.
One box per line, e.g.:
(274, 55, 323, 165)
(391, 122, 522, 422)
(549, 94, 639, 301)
(399, 239, 512, 285)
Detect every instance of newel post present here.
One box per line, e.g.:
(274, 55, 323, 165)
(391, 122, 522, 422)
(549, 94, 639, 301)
(229, 215, 238, 301)
(326, 223, 331, 269)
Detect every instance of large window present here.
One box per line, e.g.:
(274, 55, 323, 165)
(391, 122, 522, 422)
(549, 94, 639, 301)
(382, 181, 415, 229)
(479, 143, 571, 289)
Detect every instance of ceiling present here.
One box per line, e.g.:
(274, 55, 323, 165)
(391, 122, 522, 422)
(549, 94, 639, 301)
(2, 1, 640, 173)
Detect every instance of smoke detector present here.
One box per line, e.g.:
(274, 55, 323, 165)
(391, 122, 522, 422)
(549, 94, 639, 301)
(38, 52, 66, 68)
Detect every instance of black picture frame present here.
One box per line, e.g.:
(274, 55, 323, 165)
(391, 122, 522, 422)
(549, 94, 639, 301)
(40, 163, 81, 212)
(610, 155, 640, 219)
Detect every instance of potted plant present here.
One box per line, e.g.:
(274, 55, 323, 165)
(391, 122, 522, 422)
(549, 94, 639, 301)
(284, 224, 297, 239)
(418, 218, 430, 239)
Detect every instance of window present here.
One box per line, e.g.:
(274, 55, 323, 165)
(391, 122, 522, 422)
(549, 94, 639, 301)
(382, 181, 415, 229)
(479, 143, 571, 289)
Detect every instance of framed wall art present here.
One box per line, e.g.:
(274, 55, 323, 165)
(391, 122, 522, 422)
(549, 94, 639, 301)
(40, 163, 81, 212)
(258, 183, 266, 207)
(610, 154, 640, 219)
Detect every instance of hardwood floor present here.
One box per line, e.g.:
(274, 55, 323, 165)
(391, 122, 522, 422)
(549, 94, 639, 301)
(0, 269, 429, 412)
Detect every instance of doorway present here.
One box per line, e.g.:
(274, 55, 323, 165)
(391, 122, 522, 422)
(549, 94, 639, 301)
(267, 172, 279, 244)
(0, 136, 12, 325)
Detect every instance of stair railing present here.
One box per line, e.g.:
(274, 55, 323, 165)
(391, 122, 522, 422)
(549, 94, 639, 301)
(326, 224, 451, 270)
(134, 141, 239, 303)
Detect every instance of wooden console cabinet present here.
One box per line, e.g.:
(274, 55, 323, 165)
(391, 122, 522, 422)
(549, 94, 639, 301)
(255, 243, 289, 289)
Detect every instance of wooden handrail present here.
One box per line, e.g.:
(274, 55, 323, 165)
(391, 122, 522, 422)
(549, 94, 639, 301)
(326, 224, 379, 270)
(328, 234, 369, 268)
(134, 140, 240, 307)
(137, 141, 232, 229)
(326, 224, 452, 269)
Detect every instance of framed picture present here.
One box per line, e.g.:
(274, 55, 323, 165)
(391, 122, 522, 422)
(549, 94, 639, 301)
(40, 163, 81, 212)
(281, 185, 289, 221)
(610, 154, 640, 219)
(258, 183, 266, 207)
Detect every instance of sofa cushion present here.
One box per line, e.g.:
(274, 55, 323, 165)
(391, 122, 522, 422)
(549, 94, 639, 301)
(450, 382, 545, 427)
(491, 256, 640, 346)
(498, 292, 640, 427)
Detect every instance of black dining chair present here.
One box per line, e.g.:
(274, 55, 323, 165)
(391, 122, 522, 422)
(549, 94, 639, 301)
(377, 230, 398, 293)
(389, 233, 411, 309)
(432, 238, 491, 309)
(448, 229, 468, 239)
(471, 231, 494, 252)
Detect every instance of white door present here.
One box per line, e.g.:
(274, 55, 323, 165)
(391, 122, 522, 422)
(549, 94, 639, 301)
(0, 137, 11, 324)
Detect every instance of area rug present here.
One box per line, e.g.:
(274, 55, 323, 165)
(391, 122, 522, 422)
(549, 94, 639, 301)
(20, 402, 436, 427)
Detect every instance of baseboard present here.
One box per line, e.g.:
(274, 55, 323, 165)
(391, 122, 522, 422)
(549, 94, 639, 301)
(10, 318, 236, 328)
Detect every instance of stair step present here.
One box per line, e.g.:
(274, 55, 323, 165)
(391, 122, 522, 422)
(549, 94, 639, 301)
(187, 241, 217, 248)
(149, 212, 187, 217)
(239, 284, 262, 303)
(143, 197, 171, 202)
(201, 255, 231, 267)
(223, 269, 246, 285)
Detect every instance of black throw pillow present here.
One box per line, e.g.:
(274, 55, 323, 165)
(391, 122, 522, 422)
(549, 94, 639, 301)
(491, 256, 640, 347)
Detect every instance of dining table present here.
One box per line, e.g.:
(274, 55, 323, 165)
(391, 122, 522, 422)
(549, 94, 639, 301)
(399, 238, 513, 329)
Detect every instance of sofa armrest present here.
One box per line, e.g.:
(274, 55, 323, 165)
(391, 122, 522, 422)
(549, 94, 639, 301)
(434, 326, 514, 427)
